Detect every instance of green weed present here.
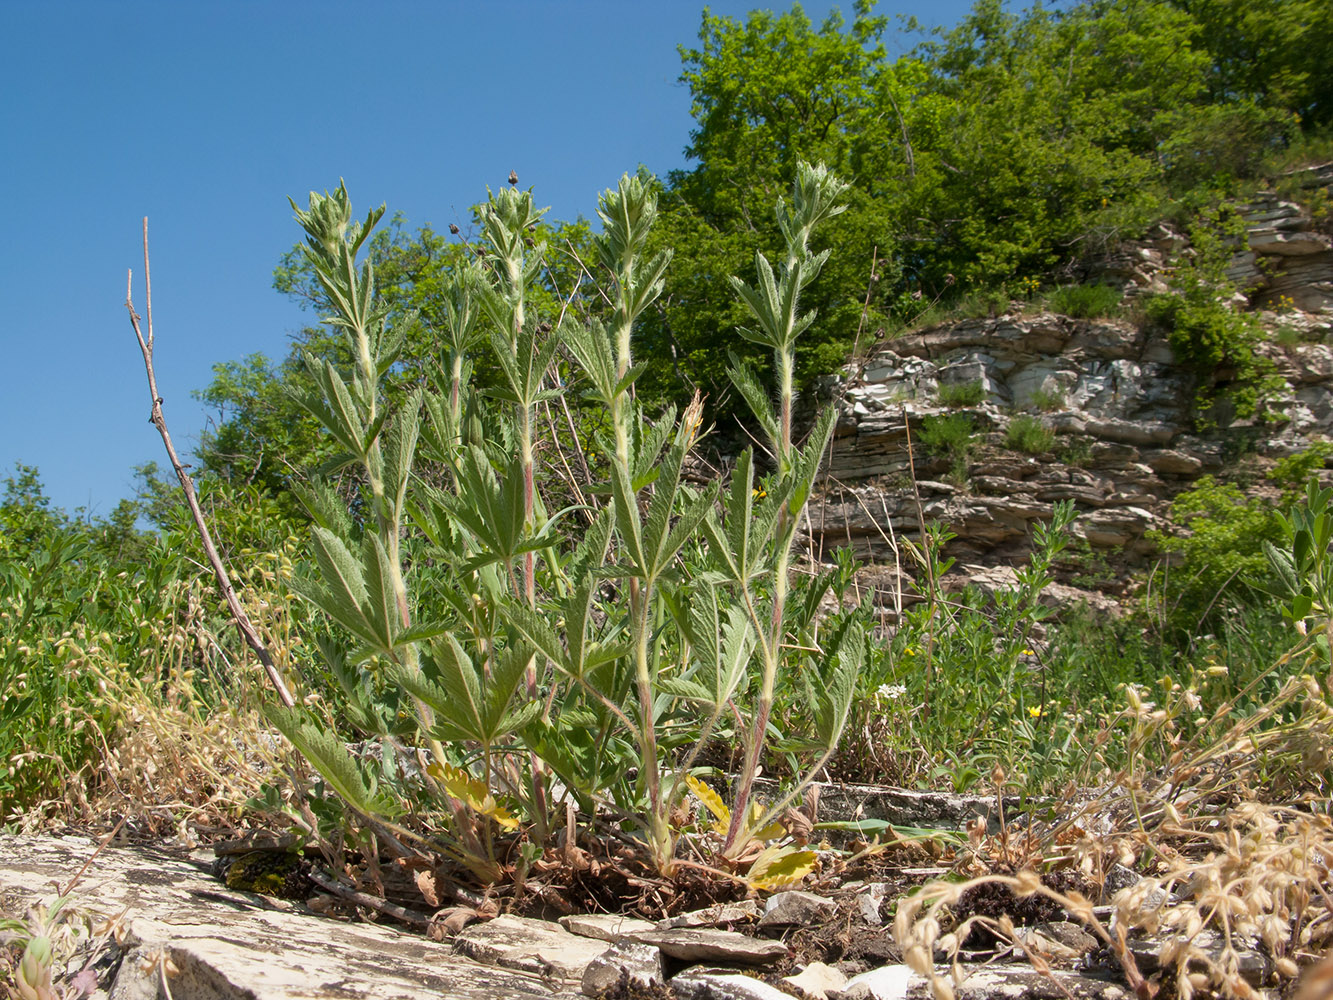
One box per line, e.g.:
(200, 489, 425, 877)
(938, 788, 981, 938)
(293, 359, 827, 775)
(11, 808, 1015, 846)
(937, 379, 985, 408)
(1044, 283, 1122, 319)
(1005, 414, 1055, 454)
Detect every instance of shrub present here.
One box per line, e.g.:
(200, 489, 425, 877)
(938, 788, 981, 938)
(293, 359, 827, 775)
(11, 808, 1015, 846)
(917, 413, 976, 482)
(1044, 283, 1121, 319)
(1058, 437, 1094, 467)
(1006, 415, 1055, 454)
(1145, 205, 1283, 425)
(938, 379, 985, 408)
(956, 287, 1012, 319)
(1029, 386, 1066, 412)
(917, 413, 975, 457)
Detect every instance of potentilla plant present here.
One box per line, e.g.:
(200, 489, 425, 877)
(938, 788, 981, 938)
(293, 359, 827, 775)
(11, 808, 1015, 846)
(270, 164, 868, 883)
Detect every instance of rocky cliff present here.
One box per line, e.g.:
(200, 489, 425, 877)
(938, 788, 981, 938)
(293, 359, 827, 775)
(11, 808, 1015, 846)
(806, 164, 1333, 613)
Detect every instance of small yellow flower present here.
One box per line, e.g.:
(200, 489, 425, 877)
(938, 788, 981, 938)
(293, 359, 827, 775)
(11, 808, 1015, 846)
(1028, 706, 1043, 718)
(1022, 648, 1035, 656)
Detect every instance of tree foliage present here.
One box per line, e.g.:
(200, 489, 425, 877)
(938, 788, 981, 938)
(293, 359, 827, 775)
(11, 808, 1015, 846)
(188, 0, 1325, 497)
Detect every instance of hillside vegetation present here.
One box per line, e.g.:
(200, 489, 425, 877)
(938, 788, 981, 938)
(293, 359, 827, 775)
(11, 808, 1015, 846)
(5, 3, 1333, 995)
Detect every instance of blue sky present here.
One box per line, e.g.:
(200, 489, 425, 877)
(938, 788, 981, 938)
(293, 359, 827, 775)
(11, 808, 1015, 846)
(1, 0, 975, 518)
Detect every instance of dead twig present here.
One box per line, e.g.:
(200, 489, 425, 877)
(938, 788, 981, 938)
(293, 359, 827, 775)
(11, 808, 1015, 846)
(125, 219, 295, 709)
(306, 866, 430, 929)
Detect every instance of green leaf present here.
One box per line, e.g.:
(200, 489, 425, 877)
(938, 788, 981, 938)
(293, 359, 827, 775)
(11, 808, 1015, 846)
(264, 704, 393, 817)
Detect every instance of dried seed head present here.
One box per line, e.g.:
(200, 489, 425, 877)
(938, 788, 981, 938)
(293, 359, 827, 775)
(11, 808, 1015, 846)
(508, 169, 519, 186)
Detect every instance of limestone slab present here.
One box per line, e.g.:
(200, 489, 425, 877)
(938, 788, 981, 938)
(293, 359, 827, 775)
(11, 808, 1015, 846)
(453, 913, 609, 979)
(0, 835, 583, 999)
(559, 911, 655, 942)
(627, 927, 788, 964)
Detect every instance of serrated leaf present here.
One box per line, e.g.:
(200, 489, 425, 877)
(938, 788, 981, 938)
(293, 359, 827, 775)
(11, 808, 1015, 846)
(747, 844, 816, 890)
(747, 799, 786, 843)
(426, 762, 518, 830)
(265, 705, 390, 817)
(685, 774, 731, 836)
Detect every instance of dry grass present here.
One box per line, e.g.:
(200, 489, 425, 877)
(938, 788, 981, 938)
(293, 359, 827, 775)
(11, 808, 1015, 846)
(895, 647, 1333, 1000)
(9, 574, 301, 844)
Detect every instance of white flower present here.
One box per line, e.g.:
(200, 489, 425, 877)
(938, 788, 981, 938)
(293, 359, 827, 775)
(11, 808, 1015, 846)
(877, 683, 907, 701)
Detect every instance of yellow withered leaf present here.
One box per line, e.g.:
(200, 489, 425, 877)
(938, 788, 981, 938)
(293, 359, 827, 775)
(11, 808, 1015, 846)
(746, 800, 786, 842)
(686, 774, 731, 836)
(747, 843, 817, 890)
(427, 762, 519, 831)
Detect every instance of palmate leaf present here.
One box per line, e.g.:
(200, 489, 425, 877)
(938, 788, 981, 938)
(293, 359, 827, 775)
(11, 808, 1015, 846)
(676, 583, 755, 711)
(609, 460, 645, 575)
(295, 526, 377, 643)
(813, 626, 864, 749)
(445, 446, 528, 566)
(563, 320, 619, 405)
(624, 249, 673, 322)
(304, 356, 370, 459)
(632, 409, 677, 491)
(383, 390, 423, 516)
(785, 405, 837, 509)
(359, 533, 401, 653)
(702, 450, 789, 587)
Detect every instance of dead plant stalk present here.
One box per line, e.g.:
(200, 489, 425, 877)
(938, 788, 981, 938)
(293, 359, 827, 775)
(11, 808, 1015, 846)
(124, 218, 295, 709)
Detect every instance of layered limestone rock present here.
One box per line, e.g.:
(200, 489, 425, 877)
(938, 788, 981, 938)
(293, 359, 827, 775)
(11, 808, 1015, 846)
(807, 166, 1333, 608)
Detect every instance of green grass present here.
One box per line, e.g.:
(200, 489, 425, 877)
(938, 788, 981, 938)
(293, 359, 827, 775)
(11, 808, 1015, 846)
(1006, 414, 1056, 454)
(1029, 386, 1066, 412)
(1044, 283, 1122, 319)
(938, 380, 986, 408)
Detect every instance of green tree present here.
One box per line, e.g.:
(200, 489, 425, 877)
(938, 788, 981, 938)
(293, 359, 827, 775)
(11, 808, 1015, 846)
(1171, 0, 1333, 131)
(0, 464, 66, 559)
(642, 1, 899, 414)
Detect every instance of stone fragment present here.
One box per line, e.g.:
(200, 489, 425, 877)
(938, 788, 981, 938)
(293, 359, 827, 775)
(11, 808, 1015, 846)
(580, 941, 664, 997)
(835, 964, 1132, 1000)
(1129, 928, 1271, 987)
(838, 963, 917, 1000)
(628, 928, 788, 964)
(1014, 920, 1100, 959)
(673, 968, 794, 1000)
(560, 912, 656, 942)
(657, 900, 760, 928)
(1102, 862, 1141, 899)
(857, 883, 892, 925)
(454, 913, 609, 980)
(758, 890, 837, 927)
(1144, 449, 1203, 476)
(785, 961, 849, 999)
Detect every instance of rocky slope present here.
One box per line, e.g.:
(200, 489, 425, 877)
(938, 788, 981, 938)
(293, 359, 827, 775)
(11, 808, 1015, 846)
(805, 164, 1333, 615)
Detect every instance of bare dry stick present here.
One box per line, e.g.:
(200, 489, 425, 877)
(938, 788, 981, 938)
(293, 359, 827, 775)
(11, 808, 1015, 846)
(125, 218, 296, 709)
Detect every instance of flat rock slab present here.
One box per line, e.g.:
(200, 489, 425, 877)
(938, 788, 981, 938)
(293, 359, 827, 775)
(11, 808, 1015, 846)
(580, 941, 664, 996)
(628, 927, 789, 964)
(453, 913, 609, 979)
(835, 963, 1133, 1000)
(0, 835, 582, 1000)
(759, 890, 837, 927)
(559, 911, 656, 941)
(658, 900, 760, 928)
(674, 968, 796, 1000)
